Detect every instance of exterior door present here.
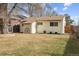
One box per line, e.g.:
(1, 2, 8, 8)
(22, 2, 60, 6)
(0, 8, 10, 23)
(13, 25, 20, 33)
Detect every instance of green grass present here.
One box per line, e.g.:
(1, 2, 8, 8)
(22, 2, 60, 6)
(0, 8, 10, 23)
(63, 36, 79, 56)
(0, 34, 78, 56)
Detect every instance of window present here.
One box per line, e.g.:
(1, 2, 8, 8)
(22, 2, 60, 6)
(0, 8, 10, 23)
(50, 22, 58, 26)
(37, 22, 43, 25)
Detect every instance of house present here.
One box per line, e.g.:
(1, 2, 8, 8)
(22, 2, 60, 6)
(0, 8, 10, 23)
(8, 18, 21, 33)
(20, 16, 66, 34)
(73, 26, 79, 33)
(0, 4, 66, 34)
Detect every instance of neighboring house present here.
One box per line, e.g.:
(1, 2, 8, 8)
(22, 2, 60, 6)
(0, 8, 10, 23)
(73, 26, 79, 33)
(8, 18, 21, 33)
(20, 16, 66, 34)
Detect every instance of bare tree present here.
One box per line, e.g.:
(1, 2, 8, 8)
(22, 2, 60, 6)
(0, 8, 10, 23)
(27, 3, 43, 17)
(8, 3, 17, 16)
(0, 3, 8, 34)
(8, 3, 59, 18)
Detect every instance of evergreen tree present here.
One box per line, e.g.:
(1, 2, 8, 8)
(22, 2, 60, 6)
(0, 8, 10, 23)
(64, 14, 74, 25)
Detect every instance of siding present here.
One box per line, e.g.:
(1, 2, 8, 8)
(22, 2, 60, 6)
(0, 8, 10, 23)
(20, 23, 31, 33)
(37, 21, 63, 34)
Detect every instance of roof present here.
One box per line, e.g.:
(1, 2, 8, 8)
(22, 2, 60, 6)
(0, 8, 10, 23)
(38, 16, 64, 21)
(22, 17, 37, 23)
(22, 16, 65, 23)
(10, 18, 21, 25)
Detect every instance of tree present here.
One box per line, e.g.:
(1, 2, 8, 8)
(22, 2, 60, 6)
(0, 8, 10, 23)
(8, 3, 43, 17)
(8, 3, 17, 16)
(8, 3, 60, 18)
(64, 14, 74, 25)
(27, 3, 43, 17)
(0, 4, 11, 34)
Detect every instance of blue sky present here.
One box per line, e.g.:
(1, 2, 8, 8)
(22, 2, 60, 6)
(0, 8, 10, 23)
(8, 3, 79, 25)
(47, 3, 79, 25)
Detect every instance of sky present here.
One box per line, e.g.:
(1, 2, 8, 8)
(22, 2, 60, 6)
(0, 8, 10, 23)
(8, 3, 79, 25)
(48, 3, 79, 25)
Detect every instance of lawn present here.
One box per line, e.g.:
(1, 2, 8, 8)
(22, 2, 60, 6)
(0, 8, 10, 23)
(0, 34, 78, 56)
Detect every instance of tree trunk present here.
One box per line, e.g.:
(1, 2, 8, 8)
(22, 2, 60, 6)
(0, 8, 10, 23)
(0, 3, 8, 34)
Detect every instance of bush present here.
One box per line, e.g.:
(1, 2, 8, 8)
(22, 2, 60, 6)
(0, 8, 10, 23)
(55, 32, 58, 34)
(49, 32, 52, 34)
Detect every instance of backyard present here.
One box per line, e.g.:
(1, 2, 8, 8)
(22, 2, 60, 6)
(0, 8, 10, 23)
(0, 34, 78, 56)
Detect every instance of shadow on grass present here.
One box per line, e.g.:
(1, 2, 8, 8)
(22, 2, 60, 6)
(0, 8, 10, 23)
(63, 33, 79, 56)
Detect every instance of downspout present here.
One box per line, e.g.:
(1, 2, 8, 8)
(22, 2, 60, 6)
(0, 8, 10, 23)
(36, 20, 37, 33)
(62, 16, 66, 34)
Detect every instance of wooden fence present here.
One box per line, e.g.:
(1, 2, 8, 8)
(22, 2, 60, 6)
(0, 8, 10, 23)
(65, 25, 74, 33)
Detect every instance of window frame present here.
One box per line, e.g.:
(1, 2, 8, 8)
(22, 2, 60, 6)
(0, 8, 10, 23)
(50, 22, 58, 27)
(37, 22, 43, 25)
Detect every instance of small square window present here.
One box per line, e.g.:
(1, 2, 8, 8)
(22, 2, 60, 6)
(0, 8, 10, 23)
(37, 22, 43, 25)
(50, 22, 58, 26)
(50, 22, 54, 26)
(54, 22, 58, 26)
